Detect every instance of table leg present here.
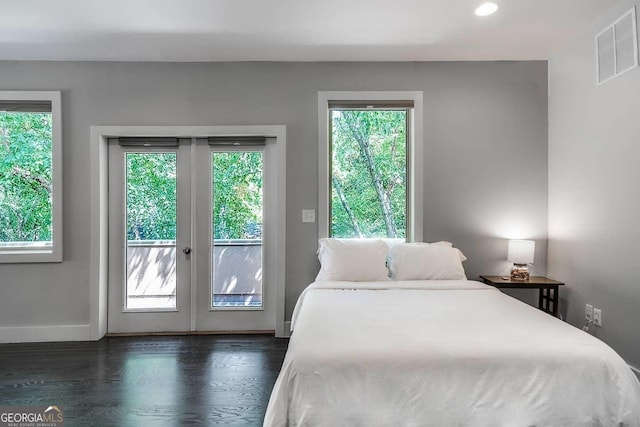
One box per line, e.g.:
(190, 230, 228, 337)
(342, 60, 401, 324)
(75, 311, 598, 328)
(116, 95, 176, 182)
(538, 288, 544, 312)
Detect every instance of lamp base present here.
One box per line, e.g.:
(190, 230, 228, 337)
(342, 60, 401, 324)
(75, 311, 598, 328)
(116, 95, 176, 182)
(510, 264, 529, 281)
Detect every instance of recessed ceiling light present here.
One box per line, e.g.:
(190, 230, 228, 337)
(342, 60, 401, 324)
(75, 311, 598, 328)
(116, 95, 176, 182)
(475, 2, 498, 17)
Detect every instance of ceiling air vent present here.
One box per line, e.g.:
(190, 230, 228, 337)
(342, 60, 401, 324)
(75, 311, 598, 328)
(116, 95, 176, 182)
(596, 7, 638, 85)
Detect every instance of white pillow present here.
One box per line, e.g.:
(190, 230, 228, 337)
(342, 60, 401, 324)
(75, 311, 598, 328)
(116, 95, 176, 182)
(315, 238, 390, 282)
(388, 244, 467, 280)
(388, 241, 467, 261)
(385, 239, 452, 249)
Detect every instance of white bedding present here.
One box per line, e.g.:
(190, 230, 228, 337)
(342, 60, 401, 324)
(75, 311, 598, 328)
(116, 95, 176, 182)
(264, 280, 640, 426)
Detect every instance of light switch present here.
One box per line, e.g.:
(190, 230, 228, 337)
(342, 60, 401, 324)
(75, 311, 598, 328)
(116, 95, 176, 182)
(302, 209, 316, 223)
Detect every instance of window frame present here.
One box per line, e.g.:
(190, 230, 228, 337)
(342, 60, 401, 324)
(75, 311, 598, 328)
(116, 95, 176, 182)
(318, 91, 423, 242)
(0, 91, 63, 263)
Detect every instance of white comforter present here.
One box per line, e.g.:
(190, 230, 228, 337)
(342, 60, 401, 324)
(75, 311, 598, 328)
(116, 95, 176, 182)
(264, 280, 640, 426)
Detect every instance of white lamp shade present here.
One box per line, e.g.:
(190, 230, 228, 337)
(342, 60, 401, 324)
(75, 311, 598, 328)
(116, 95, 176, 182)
(507, 240, 535, 264)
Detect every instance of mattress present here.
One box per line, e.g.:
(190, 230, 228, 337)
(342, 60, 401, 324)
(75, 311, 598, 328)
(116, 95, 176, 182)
(264, 280, 640, 426)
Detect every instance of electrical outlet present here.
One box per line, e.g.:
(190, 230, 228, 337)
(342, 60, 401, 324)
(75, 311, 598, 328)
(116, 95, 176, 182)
(593, 308, 602, 327)
(585, 304, 593, 322)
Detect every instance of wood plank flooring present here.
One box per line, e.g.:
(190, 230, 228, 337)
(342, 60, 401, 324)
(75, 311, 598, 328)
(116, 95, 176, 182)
(0, 334, 288, 426)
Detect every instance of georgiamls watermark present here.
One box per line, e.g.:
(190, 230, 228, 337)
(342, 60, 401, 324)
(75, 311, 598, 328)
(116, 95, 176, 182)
(0, 406, 63, 427)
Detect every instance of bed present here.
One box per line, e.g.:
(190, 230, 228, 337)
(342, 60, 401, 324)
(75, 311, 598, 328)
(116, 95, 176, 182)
(264, 239, 640, 426)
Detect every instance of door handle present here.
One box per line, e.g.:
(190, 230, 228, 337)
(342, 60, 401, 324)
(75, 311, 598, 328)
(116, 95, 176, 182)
(182, 247, 192, 255)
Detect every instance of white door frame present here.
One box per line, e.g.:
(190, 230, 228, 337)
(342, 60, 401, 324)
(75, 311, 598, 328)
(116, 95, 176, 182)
(89, 125, 287, 338)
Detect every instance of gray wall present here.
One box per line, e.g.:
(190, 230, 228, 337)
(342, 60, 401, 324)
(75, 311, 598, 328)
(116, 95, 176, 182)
(549, 0, 640, 369)
(0, 60, 548, 329)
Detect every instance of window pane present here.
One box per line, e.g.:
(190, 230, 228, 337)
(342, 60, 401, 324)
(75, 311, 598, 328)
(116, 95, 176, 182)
(0, 111, 53, 247)
(330, 109, 407, 239)
(212, 151, 263, 308)
(125, 152, 177, 310)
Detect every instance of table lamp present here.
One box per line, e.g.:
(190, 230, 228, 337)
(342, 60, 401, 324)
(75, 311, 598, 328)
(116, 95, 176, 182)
(508, 239, 535, 280)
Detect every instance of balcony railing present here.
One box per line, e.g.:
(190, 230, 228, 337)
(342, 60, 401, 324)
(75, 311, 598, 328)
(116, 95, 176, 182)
(126, 239, 262, 309)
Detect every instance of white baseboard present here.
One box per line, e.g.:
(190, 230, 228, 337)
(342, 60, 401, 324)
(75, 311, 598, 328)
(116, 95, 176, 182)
(0, 324, 92, 343)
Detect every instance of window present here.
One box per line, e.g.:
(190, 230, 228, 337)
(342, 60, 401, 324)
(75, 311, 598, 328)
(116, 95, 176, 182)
(0, 91, 62, 262)
(318, 91, 423, 242)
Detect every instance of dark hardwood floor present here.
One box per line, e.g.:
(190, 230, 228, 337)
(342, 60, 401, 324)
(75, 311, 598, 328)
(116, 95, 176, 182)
(0, 334, 288, 426)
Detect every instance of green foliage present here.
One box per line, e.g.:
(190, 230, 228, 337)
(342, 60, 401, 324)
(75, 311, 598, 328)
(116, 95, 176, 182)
(1, 107, 402, 245)
(126, 153, 177, 241)
(0, 112, 53, 243)
(213, 152, 263, 240)
(331, 110, 407, 238)
(125, 151, 263, 242)
(1, 115, 263, 244)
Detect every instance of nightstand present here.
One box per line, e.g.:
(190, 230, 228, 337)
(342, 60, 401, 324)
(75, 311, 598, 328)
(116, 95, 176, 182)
(479, 275, 565, 317)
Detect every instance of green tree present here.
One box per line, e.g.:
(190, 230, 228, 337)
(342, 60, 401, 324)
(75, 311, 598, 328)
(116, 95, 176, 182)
(0, 112, 53, 243)
(125, 151, 264, 243)
(126, 153, 177, 241)
(2, 108, 402, 244)
(212, 151, 263, 240)
(1, 114, 264, 244)
(331, 110, 407, 239)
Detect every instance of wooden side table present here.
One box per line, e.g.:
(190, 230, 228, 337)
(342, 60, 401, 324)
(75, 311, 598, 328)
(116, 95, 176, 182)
(479, 275, 565, 317)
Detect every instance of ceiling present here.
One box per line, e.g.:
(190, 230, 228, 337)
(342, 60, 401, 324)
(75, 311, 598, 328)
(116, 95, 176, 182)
(0, 0, 616, 62)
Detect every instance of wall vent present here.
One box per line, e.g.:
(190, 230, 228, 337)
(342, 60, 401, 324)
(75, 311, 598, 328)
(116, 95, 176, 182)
(596, 7, 638, 85)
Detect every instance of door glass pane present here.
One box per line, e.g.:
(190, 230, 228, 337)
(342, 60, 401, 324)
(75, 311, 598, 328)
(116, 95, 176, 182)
(212, 151, 263, 308)
(125, 152, 177, 310)
(330, 109, 407, 239)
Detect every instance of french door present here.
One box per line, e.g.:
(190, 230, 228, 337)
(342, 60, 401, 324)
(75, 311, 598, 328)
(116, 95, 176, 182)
(107, 137, 275, 334)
